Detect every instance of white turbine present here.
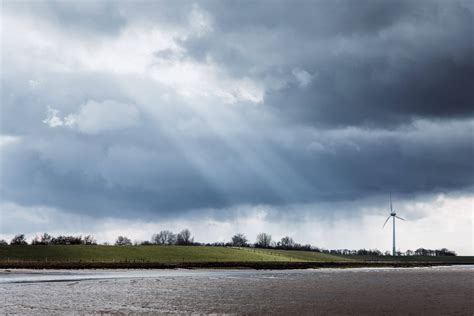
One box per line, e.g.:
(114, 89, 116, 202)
(383, 193, 406, 256)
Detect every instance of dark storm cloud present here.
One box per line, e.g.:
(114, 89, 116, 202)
(266, 55, 474, 128)
(182, 0, 474, 127)
(201, 0, 413, 36)
(0, 0, 473, 219)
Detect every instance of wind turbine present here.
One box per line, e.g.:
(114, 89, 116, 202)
(383, 193, 406, 256)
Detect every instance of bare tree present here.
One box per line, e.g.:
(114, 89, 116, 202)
(231, 233, 248, 247)
(31, 236, 40, 245)
(41, 233, 52, 244)
(30, 233, 52, 245)
(415, 248, 427, 256)
(279, 236, 295, 249)
(115, 236, 132, 246)
(176, 229, 193, 245)
(437, 248, 456, 256)
(255, 233, 272, 248)
(152, 230, 176, 245)
(83, 235, 96, 245)
(10, 234, 28, 245)
(151, 232, 162, 245)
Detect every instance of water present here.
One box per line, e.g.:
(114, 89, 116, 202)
(1, 266, 473, 314)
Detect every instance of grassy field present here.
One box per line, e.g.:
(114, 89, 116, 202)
(0, 245, 350, 263)
(1, 246, 472, 269)
(243, 248, 353, 262)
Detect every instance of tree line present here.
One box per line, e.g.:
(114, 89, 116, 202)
(1, 232, 457, 256)
(1, 233, 97, 246)
(115, 229, 194, 246)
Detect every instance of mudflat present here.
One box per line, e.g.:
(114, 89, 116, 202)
(1, 266, 473, 315)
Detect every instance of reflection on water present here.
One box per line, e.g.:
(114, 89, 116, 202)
(1, 266, 473, 315)
(0, 269, 247, 284)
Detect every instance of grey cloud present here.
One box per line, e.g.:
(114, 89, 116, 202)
(1, 70, 134, 136)
(3, 0, 127, 36)
(181, 0, 473, 127)
(266, 55, 474, 128)
(1, 114, 472, 218)
(200, 0, 415, 36)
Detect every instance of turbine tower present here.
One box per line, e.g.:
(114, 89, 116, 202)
(383, 193, 406, 256)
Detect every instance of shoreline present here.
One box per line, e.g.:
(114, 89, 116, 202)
(1, 260, 472, 270)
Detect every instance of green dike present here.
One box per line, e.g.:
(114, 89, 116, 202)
(3, 246, 471, 265)
(0, 245, 349, 263)
(237, 248, 353, 262)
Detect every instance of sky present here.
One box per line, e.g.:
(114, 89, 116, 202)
(1, 0, 473, 254)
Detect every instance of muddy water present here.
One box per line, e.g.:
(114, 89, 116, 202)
(1, 266, 473, 315)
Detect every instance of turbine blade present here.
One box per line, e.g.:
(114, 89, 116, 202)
(396, 216, 406, 221)
(390, 193, 393, 212)
(382, 216, 391, 227)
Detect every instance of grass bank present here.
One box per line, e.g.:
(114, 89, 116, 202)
(0, 245, 348, 263)
(0, 245, 472, 269)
